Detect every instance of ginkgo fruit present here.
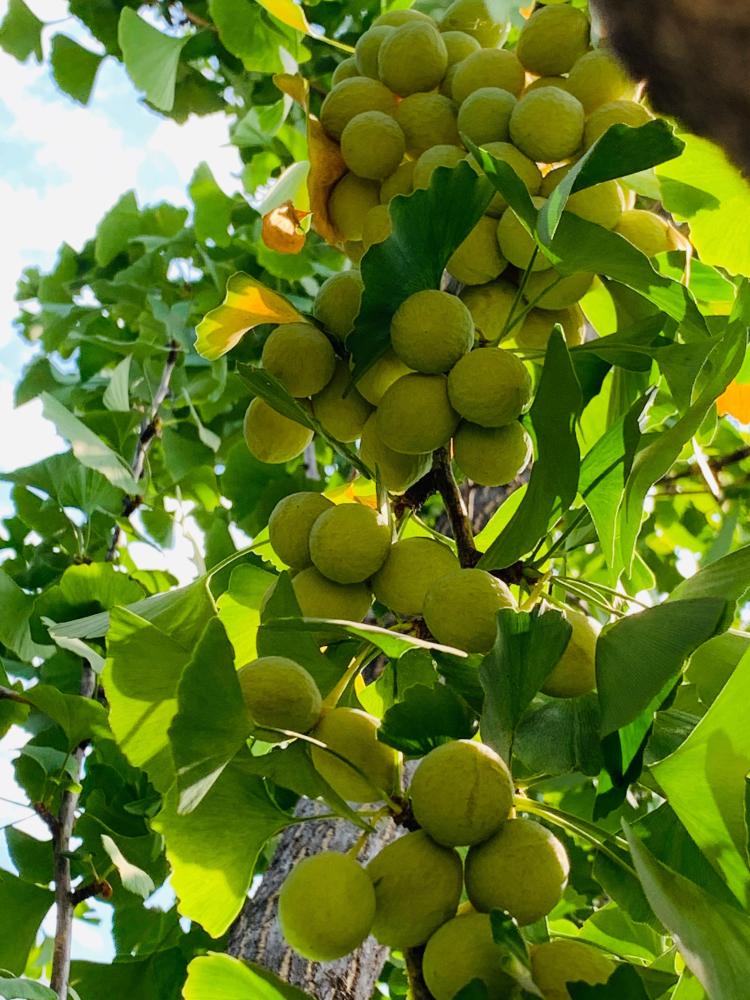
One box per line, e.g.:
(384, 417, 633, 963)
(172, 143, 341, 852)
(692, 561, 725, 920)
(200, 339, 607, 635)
(440, 0, 507, 47)
(412, 145, 466, 190)
(510, 87, 585, 163)
(583, 99, 652, 149)
(473, 141, 542, 216)
(261, 323, 336, 397)
(448, 216, 508, 285)
(380, 161, 417, 203)
(451, 48, 525, 105)
(359, 413, 432, 494)
(328, 173, 381, 241)
(614, 209, 680, 257)
(340, 111, 406, 181)
(541, 166, 625, 230)
(268, 492, 334, 569)
(542, 608, 600, 698)
(423, 568, 515, 652)
(410, 740, 514, 846)
(461, 279, 517, 342)
(448, 347, 532, 427)
(454, 421, 532, 486)
(320, 77, 397, 140)
(515, 306, 586, 351)
(376, 374, 460, 454)
(362, 204, 393, 250)
(309, 502, 391, 584)
(496, 197, 552, 272)
(355, 349, 412, 406)
(394, 93, 461, 155)
(313, 269, 363, 342)
(524, 269, 595, 309)
(391, 290, 474, 373)
(312, 361, 373, 443)
(457, 87, 517, 145)
(311, 707, 401, 802)
(422, 911, 517, 1000)
(531, 939, 615, 1000)
(291, 567, 372, 622)
(378, 21, 448, 96)
(331, 57, 359, 86)
(243, 399, 313, 465)
(372, 536, 459, 616)
(516, 4, 590, 76)
(354, 25, 395, 79)
(237, 656, 322, 739)
(566, 48, 638, 113)
(373, 7, 433, 27)
(441, 29, 480, 67)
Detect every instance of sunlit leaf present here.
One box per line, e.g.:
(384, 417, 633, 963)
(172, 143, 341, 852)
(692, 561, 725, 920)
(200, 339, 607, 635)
(307, 114, 347, 246)
(262, 201, 307, 254)
(118, 9, 188, 111)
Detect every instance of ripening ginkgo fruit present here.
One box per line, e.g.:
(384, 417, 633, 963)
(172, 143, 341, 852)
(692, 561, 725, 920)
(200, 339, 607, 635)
(394, 93, 461, 155)
(461, 280, 517, 342)
(412, 145, 466, 191)
(291, 567, 372, 622)
(447, 216, 508, 285)
(243, 399, 313, 465)
(319, 77, 397, 140)
(309, 503, 391, 584)
(362, 204, 393, 250)
(451, 48, 526, 104)
(391, 290, 474, 373)
(496, 198, 553, 272)
(261, 323, 335, 398)
(583, 99, 652, 149)
(457, 87, 517, 146)
(542, 608, 601, 698)
(422, 911, 518, 1000)
(524, 269, 595, 310)
(515, 305, 586, 351)
(311, 707, 401, 803)
(340, 111, 406, 181)
(328, 173, 381, 242)
(454, 421, 532, 486)
(354, 25, 395, 79)
(313, 269, 363, 342)
(566, 48, 638, 113)
(510, 87, 585, 163)
(380, 160, 416, 203)
(440, 0, 507, 47)
(331, 57, 359, 86)
(372, 537, 459, 616)
(614, 209, 680, 257)
(476, 141, 542, 216)
(516, 4, 590, 76)
(237, 656, 322, 739)
(378, 20, 449, 96)
(448, 347, 532, 427)
(531, 939, 616, 1000)
(376, 374, 460, 454)
(441, 29, 480, 67)
(373, 7, 433, 27)
(359, 414, 432, 494)
(268, 492, 334, 569)
(423, 568, 515, 653)
(355, 349, 412, 406)
(312, 361, 373, 443)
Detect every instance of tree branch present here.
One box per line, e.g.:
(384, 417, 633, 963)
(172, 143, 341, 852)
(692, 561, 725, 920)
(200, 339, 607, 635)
(660, 444, 750, 484)
(404, 945, 433, 1000)
(431, 447, 479, 567)
(0, 684, 31, 705)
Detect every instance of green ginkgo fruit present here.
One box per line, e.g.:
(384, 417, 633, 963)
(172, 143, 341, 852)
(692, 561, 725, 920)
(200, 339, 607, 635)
(237, 656, 322, 739)
(268, 492, 334, 569)
(372, 536, 459, 616)
(311, 707, 401, 802)
(309, 503, 391, 584)
(422, 911, 518, 1000)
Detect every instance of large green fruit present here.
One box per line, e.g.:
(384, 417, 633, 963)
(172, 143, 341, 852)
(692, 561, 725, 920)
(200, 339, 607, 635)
(261, 323, 335, 398)
(457, 86, 516, 145)
(441, 29, 480, 66)
(542, 608, 600, 698)
(237, 656, 322, 739)
(329, 173, 381, 242)
(278, 852, 375, 960)
(341, 111, 406, 181)
(454, 421, 532, 486)
(355, 349, 412, 405)
(566, 48, 637, 113)
(475, 141, 542, 216)
(410, 739, 514, 846)
(313, 269, 363, 342)
(516, 4, 590, 76)
(376, 374, 459, 454)
(373, 8, 432, 27)
(331, 57, 359, 86)
(452, 49, 525, 104)
(394, 93, 460, 155)
(509, 87, 585, 163)
(359, 413, 432, 494)
(448, 348, 532, 428)
(496, 198, 553, 272)
(412, 144, 466, 191)
(465, 816, 570, 924)
(461, 279, 517, 342)
(448, 216, 508, 285)
(309, 502, 391, 584)
(423, 568, 514, 652)
(523, 269, 594, 310)
(531, 939, 615, 999)
(367, 830, 462, 948)
(243, 399, 313, 465)
(312, 361, 373, 443)
(362, 204, 393, 251)
(380, 161, 416, 203)
(423, 911, 518, 1000)
(378, 21, 448, 96)
(268, 492, 334, 569)
(583, 99, 652, 148)
(541, 165, 625, 230)
(291, 567, 372, 622)
(614, 209, 680, 257)
(515, 306, 586, 351)
(354, 25, 395, 78)
(372, 537, 459, 616)
(311, 707, 401, 802)
(391, 290, 474, 373)
(440, 0, 507, 47)
(320, 77, 397, 140)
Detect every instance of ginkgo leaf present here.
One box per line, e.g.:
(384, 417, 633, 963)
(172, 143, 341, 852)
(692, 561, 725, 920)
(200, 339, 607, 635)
(273, 71, 309, 108)
(194, 272, 304, 360)
(262, 201, 308, 254)
(307, 114, 347, 246)
(256, 0, 311, 35)
(101, 834, 155, 899)
(717, 380, 750, 424)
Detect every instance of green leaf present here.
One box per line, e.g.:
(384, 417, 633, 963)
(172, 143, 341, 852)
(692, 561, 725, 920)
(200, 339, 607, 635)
(687, 630, 750, 705)
(378, 683, 476, 755)
(184, 953, 313, 1000)
(479, 608, 572, 762)
(0, 978, 57, 1000)
(207, 0, 309, 73)
(514, 694, 602, 778)
(103, 356, 131, 412)
(100, 834, 155, 899)
(358, 648, 438, 717)
(216, 563, 277, 667)
(59, 562, 144, 610)
(651, 644, 750, 906)
(152, 751, 291, 937)
(668, 543, 750, 611)
(189, 162, 234, 247)
(49, 35, 104, 105)
(70, 949, 186, 1000)
(349, 161, 493, 379)
(24, 684, 110, 749)
(0, 870, 54, 975)
(568, 965, 648, 999)
(170, 620, 252, 813)
(0, 0, 42, 62)
(0, 569, 39, 661)
(94, 190, 141, 267)
(4, 828, 54, 886)
(117, 9, 188, 111)
(0, 451, 121, 517)
(625, 822, 750, 1000)
(480, 331, 582, 570)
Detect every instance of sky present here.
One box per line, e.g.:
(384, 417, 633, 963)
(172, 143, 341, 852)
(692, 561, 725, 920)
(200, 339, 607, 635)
(0, 0, 242, 965)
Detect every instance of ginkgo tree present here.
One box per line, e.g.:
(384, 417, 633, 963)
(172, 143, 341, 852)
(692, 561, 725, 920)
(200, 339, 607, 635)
(0, 1, 749, 1000)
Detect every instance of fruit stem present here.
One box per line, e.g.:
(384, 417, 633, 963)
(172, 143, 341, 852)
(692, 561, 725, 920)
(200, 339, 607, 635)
(518, 571, 551, 611)
(346, 829, 372, 859)
(404, 945, 432, 1000)
(499, 246, 540, 343)
(431, 447, 478, 567)
(322, 645, 375, 709)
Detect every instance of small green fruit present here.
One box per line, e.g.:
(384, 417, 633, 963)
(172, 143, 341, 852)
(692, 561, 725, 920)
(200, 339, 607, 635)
(474, 141, 542, 216)
(454, 421, 532, 486)
(391, 290, 474, 373)
(524, 269, 595, 310)
(440, 0, 508, 48)
(496, 198, 553, 272)
(291, 567, 372, 622)
(341, 111, 406, 180)
(243, 399, 313, 465)
(448, 347, 532, 427)
(541, 165, 625, 229)
(412, 144, 466, 190)
(320, 77, 397, 140)
(312, 361, 373, 443)
(313, 269, 363, 342)
(410, 739, 514, 846)
(359, 413, 432, 494)
(542, 608, 600, 698)
(331, 57, 359, 86)
(525, 75, 569, 93)
(516, 4, 590, 76)
(354, 25, 395, 78)
(377, 374, 460, 454)
(423, 568, 514, 652)
(465, 816, 570, 924)
(373, 8, 433, 27)
(362, 203, 393, 251)
(423, 911, 518, 1000)
(237, 656, 322, 739)
(567, 48, 637, 113)
(531, 939, 615, 1000)
(394, 93, 460, 156)
(329, 173, 381, 242)
(380, 160, 417, 203)
(452, 48, 525, 104)
(457, 86, 516, 145)
(268, 492, 334, 569)
(378, 21, 448, 96)
(372, 537, 459, 616)
(461, 279, 517, 342)
(279, 852, 375, 960)
(441, 29, 480, 66)
(583, 99, 652, 149)
(311, 707, 401, 802)
(448, 215, 508, 285)
(261, 323, 335, 398)
(309, 502, 391, 584)
(510, 87, 585, 163)
(368, 830, 462, 948)
(515, 306, 586, 351)
(355, 349, 412, 405)
(614, 209, 679, 257)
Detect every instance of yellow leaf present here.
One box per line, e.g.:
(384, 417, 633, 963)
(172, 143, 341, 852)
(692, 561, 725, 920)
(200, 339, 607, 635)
(325, 480, 378, 508)
(273, 72, 309, 109)
(307, 113, 347, 246)
(717, 380, 750, 425)
(257, 0, 311, 34)
(195, 272, 304, 360)
(262, 201, 308, 254)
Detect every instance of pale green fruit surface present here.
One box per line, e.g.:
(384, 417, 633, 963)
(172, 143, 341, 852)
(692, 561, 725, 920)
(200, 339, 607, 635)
(510, 87, 585, 163)
(410, 739, 514, 846)
(516, 4, 590, 76)
(496, 198, 552, 272)
(457, 86, 516, 145)
(376, 373, 459, 454)
(466, 816, 570, 924)
(525, 75, 569, 94)
(567, 48, 637, 113)
(237, 656, 322, 739)
(452, 49, 525, 104)
(531, 939, 615, 1000)
(461, 279, 517, 342)
(448, 347, 532, 427)
(243, 399, 313, 465)
(320, 77, 397, 140)
(440, 0, 507, 47)
(423, 567, 514, 652)
(355, 349, 412, 405)
(442, 29, 480, 66)
(378, 21, 448, 96)
(309, 502, 391, 584)
(542, 608, 600, 698)
(614, 209, 678, 257)
(311, 707, 401, 802)
(291, 567, 371, 622)
(329, 173, 381, 241)
(541, 165, 625, 229)
(583, 99, 652, 149)
(412, 144, 465, 190)
(477, 141, 542, 216)
(312, 361, 373, 443)
(359, 413, 431, 494)
(524, 269, 594, 309)
(395, 93, 460, 156)
(448, 215, 508, 285)
(372, 536, 459, 616)
(516, 305, 586, 351)
(368, 830, 462, 948)
(380, 161, 416, 203)
(355, 25, 395, 78)
(362, 203, 393, 251)
(373, 8, 432, 27)
(341, 111, 405, 181)
(313, 269, 363, 342)
(268, 491, 334, 569)
(423, 911, 518, 1000)
(279, 852, 375, 960)
(261, 322, 335, 398)
(454, 421, 532, 486)
(331, 57, 359, 86)
(391, 290, 474, 373)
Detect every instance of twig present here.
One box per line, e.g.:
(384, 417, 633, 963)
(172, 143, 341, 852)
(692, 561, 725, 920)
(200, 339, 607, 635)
(404, 945, 433, 1000)
(180, 5, 217, 30)
(0, 684, 31, 705)
(432, 447, 479, 567)
(70, 879, 111, 906)
(660, 445, 750, 484)
(106, 340, 180, 561)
